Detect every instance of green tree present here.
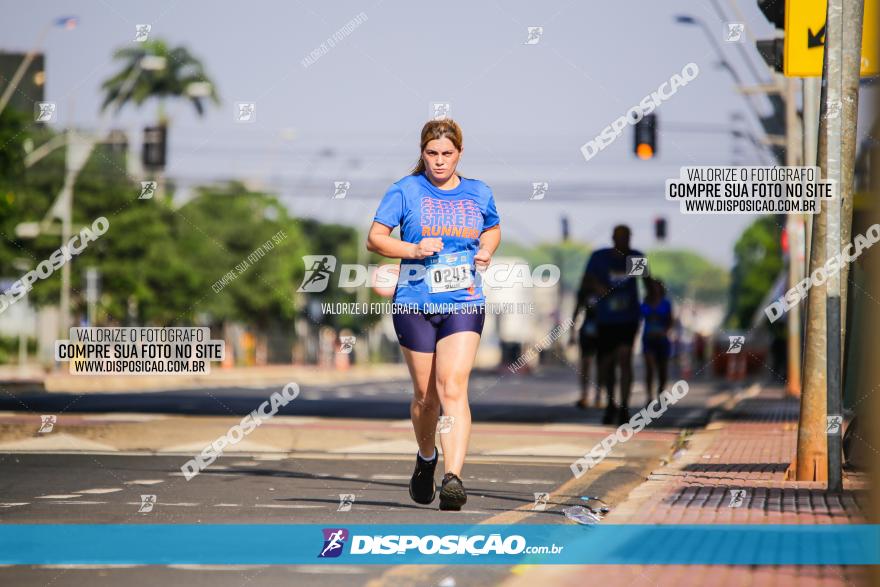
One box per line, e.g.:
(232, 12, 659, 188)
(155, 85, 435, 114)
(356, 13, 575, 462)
(174, 182, 305, 329)
(497, 240, 592, 292)
(727, 216, 783, 328)
(646, 249, 729, 305)
(100, 39, 219, 120)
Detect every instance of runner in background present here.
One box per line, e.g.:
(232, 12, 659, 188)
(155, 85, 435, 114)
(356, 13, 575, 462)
(366, 119, 501, 511)
(641, 278, 673, 408)
(570, 281, 601, 409)
(580, 225, 648, 425)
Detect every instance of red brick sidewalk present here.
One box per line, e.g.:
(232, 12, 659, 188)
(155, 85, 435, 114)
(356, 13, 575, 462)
(502, 384, 871, 587)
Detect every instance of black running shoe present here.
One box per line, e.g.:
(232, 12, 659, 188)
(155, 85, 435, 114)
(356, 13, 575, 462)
(601, 403, 617, 425)
(408, 450, 438, 505)
(439, 472, 467, 511)
(617, 405, 630, 426)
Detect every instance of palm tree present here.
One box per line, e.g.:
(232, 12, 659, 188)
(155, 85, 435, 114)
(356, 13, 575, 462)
(100, 39, 219, 122)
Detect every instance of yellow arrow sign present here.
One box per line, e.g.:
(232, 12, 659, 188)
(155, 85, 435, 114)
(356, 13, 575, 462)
(785, 0, 877, 77)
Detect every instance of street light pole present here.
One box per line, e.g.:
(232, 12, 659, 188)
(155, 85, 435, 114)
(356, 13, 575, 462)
(673, 15, 776, 164)
(0, 17, 78, 117)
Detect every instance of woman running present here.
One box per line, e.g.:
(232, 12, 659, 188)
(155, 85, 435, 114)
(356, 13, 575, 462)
(366, 118, 501, 511)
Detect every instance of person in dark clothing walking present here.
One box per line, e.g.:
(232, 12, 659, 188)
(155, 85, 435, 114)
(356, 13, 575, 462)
(578, 225, 648, 425)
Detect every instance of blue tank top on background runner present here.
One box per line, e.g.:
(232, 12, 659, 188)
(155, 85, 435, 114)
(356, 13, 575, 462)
(373, 172, 500, 312)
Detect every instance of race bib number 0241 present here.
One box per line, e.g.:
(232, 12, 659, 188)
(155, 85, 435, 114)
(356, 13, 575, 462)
(426, 252, 473, 293)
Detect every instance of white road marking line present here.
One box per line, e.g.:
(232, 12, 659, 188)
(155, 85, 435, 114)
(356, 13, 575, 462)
(330, 439, 419, 454)
(124, 479, 164, 485)
(254, 504, 323, 509)
(36, 494, 82, 499)
(292, 566, 367, 574)
(230, 461, 260, 467)
(508, 479, 556, 485)
(370, 474, 410, 480)
(434, 510, 492, 515)
(83, 414, 165, 422)
(49, 501, 107, 505)
(483, 443, 588, 457)
(0, 502, 29, 507)
(167, 565, 267, 571)
(0, 433, 118, 452)
(75, 488, 123, 494)
(389, 420, 415, 428)
(124, 502, 199, 507)
(37, 564, 144, 569)
(252, 454, 286, 461)
(213, 503, 241, 507)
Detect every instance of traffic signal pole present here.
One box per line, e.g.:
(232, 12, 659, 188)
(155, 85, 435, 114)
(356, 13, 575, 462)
(836, 0, 865, 358)
(823, 0, 843, 494)
(795, 0, 863, 488)
(784, 77, 803, 398)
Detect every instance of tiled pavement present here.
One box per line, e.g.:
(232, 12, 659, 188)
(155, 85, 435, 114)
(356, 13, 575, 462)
(502, 385, 871, 587)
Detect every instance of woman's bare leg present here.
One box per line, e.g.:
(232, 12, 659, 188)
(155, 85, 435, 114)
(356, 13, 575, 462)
(645, 352, 656, 404)
(434, 331, 481, 477)
(400, 347, 440, 457)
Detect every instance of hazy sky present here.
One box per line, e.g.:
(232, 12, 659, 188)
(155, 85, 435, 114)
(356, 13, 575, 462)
(3, 0, 876, 267)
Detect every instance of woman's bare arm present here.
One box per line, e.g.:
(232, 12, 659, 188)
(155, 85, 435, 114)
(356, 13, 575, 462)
(366, 222, 443, 260)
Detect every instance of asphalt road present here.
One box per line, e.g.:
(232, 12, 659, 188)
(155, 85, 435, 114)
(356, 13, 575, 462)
(0, 367, 721, 427)
(0, 450, 657, 587)
(0, 368, 731, 586)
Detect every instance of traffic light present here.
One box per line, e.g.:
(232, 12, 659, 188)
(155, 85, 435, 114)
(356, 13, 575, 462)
(756, 0, 785, 72)
(757, 0, 784, 28)
(654, 217, 667, 241)
(633, 114, 657, 159)
(142, 124, 167, 170)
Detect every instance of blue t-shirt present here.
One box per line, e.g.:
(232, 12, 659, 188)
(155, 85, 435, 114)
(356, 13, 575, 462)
(641, 299, 672, 339)
(585, 247, 646, 324)
(373, 172, 500, 312)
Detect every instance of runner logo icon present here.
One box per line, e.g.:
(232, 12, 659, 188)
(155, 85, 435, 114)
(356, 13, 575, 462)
(319, 528, 349, 558)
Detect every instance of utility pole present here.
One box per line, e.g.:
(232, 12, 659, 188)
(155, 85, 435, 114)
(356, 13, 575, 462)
(784, 76, 803, 397)
(802, 77, 822, 262)
(823, 0, 844, 494)
(827, 0, 863, 493)
(836, 0, 865, 350)
(796, 0, 863, 487)
(796, 27, 832, 485)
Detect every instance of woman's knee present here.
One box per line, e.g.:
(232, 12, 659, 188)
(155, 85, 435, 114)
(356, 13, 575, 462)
(412, 384, 440, 410)
(435, 373, 468, 401)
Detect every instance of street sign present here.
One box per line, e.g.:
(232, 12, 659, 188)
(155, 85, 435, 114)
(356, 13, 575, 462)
(784, 0, 878, 77)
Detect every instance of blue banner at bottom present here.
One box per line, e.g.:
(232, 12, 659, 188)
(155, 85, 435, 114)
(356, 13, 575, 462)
(1, 524, 877, 565)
